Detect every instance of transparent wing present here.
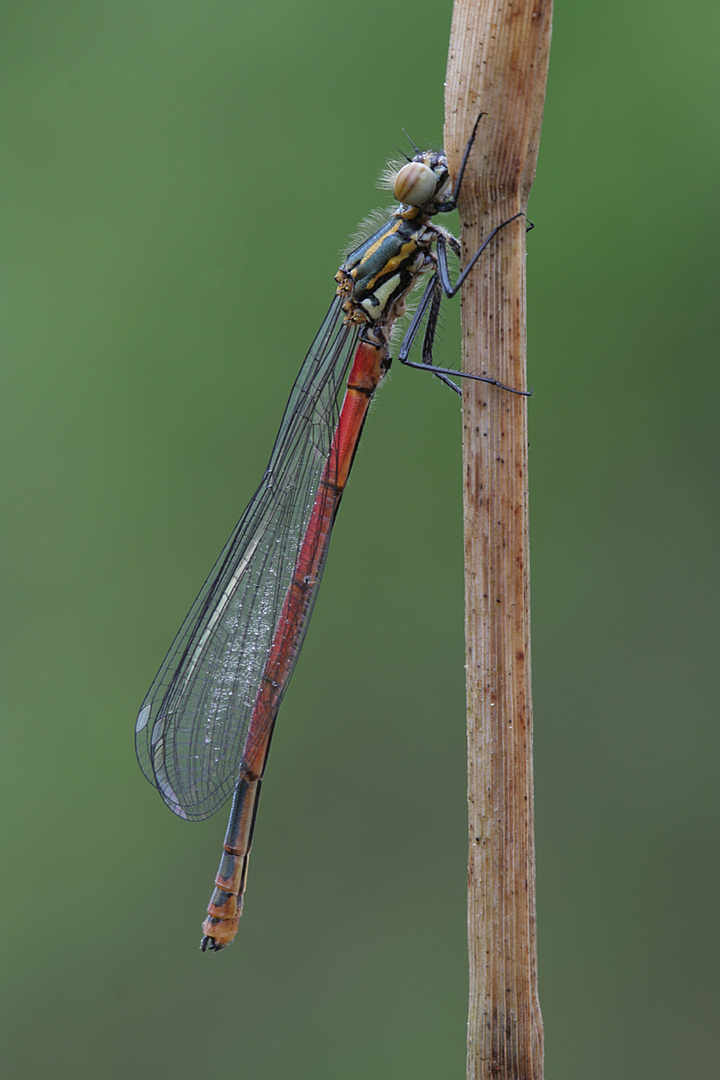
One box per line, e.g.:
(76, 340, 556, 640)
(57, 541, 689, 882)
(136, 296, 360, 820)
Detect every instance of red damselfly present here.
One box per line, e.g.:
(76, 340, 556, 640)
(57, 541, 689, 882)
(135, 117, 527, 951)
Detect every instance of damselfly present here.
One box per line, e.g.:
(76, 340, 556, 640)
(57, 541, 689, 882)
(135, 117, 527, 951)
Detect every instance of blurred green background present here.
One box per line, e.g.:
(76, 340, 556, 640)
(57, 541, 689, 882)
(2, 1, 718, 1076)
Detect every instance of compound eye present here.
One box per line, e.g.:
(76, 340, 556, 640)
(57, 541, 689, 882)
(394, 161, 437, 207)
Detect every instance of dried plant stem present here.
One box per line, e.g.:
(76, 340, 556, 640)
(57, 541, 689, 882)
(444, 2, 552, 1078)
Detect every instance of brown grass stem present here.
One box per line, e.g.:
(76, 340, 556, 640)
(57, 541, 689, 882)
(444, 2, 552, 1077)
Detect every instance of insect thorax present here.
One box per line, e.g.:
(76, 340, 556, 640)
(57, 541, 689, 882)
(335, 213, 435, 330)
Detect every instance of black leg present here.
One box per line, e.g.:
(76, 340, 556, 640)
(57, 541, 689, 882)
(397, 270, 531, 398)
(435, 112, 486, 213)
(436, 213, 525, 298)
(397, 275, 461, 394)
